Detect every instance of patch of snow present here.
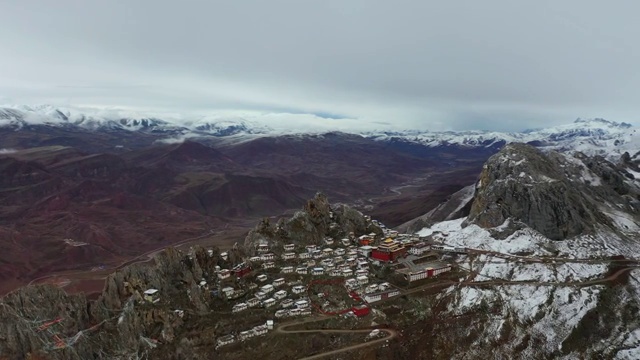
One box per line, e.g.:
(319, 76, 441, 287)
(447, 186, 476, 220)
(626, 168, 640, 180)
(560, 153, 604, 186)
(615, 328, 640, 359)
(602, 209, 640, 232)
(538, 174, 558, 183)
(455, 287, 484, 311)
(417, 217, 640, 260)
(417, 218, 552, 256)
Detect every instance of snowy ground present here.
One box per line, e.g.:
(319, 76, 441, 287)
(419, 217, 640, 358)
(444, 283, 603, 356)
(459, 255, 608, 283)
(417, 217, 640, 259)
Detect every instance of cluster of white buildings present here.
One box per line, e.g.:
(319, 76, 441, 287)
(211, 215, 467, 352)
(229, 279, 309, 314)
(245, 241, 373, 285)
(215, 220, 459, 343)
(275, 307, 312, 318)
(216, 320, 275, 348)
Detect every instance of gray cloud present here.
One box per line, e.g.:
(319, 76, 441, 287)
(1, 0, 639, 131)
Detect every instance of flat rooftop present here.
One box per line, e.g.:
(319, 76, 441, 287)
(396, 260, 450, 274)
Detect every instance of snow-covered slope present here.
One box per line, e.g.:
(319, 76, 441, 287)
(411, 144, 640, 359)
(0, 105, 271, 136)
(1, 104, 638, 158)
(366, 118, 640, 161)
(417, 216, 640, 359)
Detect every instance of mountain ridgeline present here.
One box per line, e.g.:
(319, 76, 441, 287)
(467, 143, 640, 239)
(400, 143, 640, 240)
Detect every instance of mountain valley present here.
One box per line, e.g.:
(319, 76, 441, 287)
(1, 107, 640, 359)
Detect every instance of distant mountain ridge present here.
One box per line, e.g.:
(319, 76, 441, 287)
(1, 104, 638, 159)
(0, 105, 271, 137)
(365, 118, 640, 160)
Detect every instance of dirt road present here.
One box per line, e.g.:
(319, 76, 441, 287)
(275, 317, 398, 360)
(27, 232, 214, 287)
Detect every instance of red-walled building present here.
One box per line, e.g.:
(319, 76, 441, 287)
(370, 239, 407, 262)
(233, 263, 252, 278)
(352, 304, 370, 317)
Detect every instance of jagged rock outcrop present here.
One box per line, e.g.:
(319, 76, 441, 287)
(581, 153, 630, 195)
(466, 143, 615, 240)
(244, 192, 382, 253)
(0, 285, 90, 358)
(0, 245, 227, 359)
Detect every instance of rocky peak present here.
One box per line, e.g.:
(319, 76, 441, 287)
(467, 143, 610, 240)
(243, 193, 382, 253)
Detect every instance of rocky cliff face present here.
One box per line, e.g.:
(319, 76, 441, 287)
(0, 246, 231, 359)
(244, 192, 382, 254)
(466, 143, 639, 240)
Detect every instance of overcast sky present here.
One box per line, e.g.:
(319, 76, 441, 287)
(1, 1, 639, 132)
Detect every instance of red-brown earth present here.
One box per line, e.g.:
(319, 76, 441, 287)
(0, 127, 498, 295)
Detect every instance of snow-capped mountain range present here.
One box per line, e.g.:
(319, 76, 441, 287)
(1, 104, 638, 158)
(0, 105, 272, 137)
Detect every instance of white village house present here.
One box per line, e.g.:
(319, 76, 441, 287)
(217, 334, 236, 347)
(263, 298, 277, 308)
(261, 253, 276, 261)
(239, 330, 255, 342)
(292, 285, 306, 294)
(281, 299, 294, 308)
(274, 290, 288, 300)
(282, 252, 296, 260)
(253, 325, 268, 336)
(218, 269, 231, 279)
(143, 289, 160, 303)
(233, 303, 248, 313)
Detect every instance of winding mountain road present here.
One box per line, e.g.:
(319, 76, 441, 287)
(275, 317, 397, 360)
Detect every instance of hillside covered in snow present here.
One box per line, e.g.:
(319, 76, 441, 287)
(1, 105, 638, 158)
(413, 143, 640, 359)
